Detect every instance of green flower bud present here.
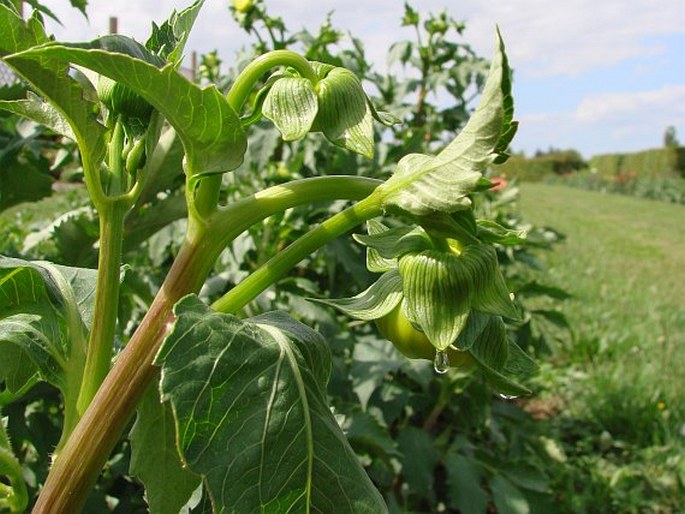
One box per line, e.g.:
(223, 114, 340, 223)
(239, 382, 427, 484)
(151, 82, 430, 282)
(375, 301, 473, 367)
(97, 76, 154, 125)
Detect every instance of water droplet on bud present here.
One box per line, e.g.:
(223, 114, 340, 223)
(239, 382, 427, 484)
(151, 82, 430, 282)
(433, 351, 450, 374)
(498, 393, 519, 400)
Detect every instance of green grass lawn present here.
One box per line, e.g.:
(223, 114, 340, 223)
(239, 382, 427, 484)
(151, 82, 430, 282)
(518, 183, 684, 511)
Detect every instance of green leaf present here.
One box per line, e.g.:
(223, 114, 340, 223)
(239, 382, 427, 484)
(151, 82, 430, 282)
(353, 223, 414, 261)
(377, 29, 515, 215)
(0, 257, 96, 400)
(0, 343, 38, 399)
(263, 76, 318, 141)
(314, 66, 374, 158)
(156, 296, 387, 514)
(357, 219, 400, 273)
(0, 92, 75, 140)
(477, 219, 527, 245)
(468, 316, 537, 397)
(397, 427, 438, 495)
(146, 0, 205, 65)
(0, 418, 28, 513)
(313, 269, 403, 321)
(341, 408, 398, 463)
(129, 386, 201, 514)
(0, 5, 107, 190)
(15, 36, 246, 180)
(491, 475, 530, 514)
(515, 281, 572, 300)
(0, 157, 53, 213)
(445, 453, 489, 514)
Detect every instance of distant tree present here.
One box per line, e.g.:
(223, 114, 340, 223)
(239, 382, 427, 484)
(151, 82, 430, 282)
(663, 126, 679, 147)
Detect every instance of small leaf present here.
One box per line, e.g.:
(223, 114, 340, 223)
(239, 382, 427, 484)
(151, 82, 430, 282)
(377, 29, 515, 215)
(263, 76, 318, 141)
(468, 316, 537, 396)
(353, 223, 414, 260)
(477, 219, 527, 245)
(129, 386, 201, 514)
(515, 281, 572, 300)
(0, 158, 53, 213)
(156, 296, 387, 514)
(0, 92, 75, 140)
(491, 475, 530, 514)
(358, 219, 400, 273)
(0, 419, 28, 513)
(313, 269, 403, 321)
(146, 0, 205, 64)
(445, 453, 489, 514)
(397, 427, 438, 495)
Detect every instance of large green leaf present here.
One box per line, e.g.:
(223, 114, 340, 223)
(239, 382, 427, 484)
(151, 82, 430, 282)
(13, 35, 246, 180)
(0, 5, 107, 189)
(0, 257, 96, 400)
(156, 296, 387, 514)
(377, 29, 515, 215)
(129, 386, 201, 514)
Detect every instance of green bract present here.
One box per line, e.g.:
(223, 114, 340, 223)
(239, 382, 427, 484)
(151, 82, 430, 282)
(263, 60, 397, 158)
(318, 220, 536, 394)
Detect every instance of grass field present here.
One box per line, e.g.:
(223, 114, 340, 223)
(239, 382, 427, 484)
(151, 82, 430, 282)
(518, 183, 685, 511)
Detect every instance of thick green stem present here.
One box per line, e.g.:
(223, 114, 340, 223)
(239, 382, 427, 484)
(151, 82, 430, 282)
(75, 202, 127, 416)
(32, 230, 213, 514)
(33, 176, 381, 513)
(194, 50, 318, 216)
(208, 176, 382, 254)
(226, 49, 318, 113)
(212, 192, 384, 313)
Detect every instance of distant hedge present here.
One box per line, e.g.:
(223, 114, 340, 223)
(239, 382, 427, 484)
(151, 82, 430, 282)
(589, 147, 685, 178)
(493, 150, 586, 182)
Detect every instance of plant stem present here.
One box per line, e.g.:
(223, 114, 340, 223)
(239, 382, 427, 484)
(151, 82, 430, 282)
(194, 50, 318, 217)
(75, 201, 127, 416)
(209, 176, 382, 252)
(32, 231, 212, 514)
(33, 176, 381, 513)
(226, 49, 318, 113)
(212, 191, 384, 313)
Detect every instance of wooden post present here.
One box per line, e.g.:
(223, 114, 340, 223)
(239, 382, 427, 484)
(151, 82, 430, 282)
(191, 51, 198, 82)
(109, 16, 118, 35)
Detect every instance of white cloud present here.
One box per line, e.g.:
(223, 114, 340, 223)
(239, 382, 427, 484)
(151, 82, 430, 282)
(457, 0, 685, 77)
(39, 0, 685, 78)
(512, 85, 685, 156)
(25, 1, 685, 157)
(575, 85, 685, 123)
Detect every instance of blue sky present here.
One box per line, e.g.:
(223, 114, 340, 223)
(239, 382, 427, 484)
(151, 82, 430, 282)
(40, 0, 685, 158)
